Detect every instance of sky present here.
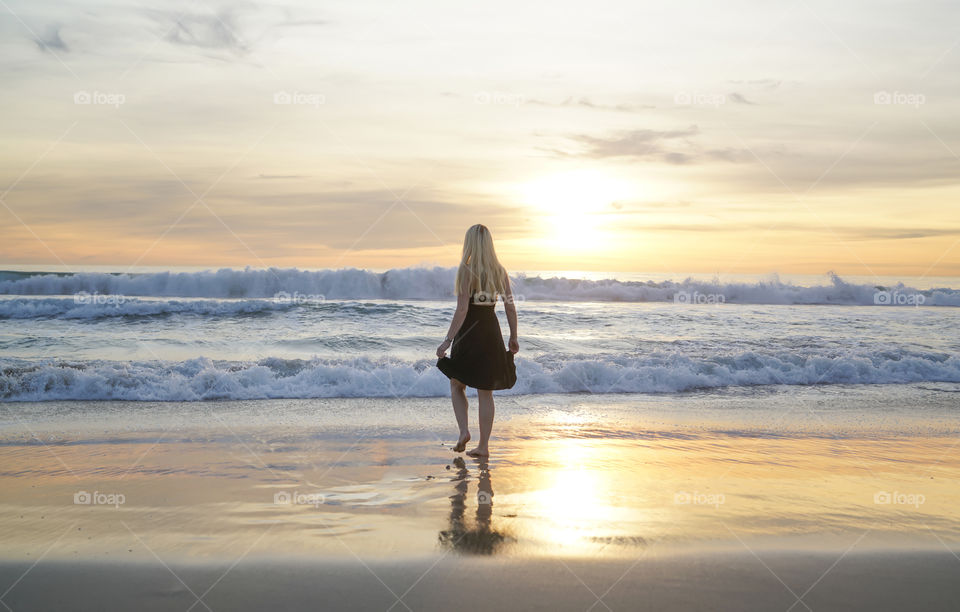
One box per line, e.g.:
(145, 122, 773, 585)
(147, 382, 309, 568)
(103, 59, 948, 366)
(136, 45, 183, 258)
(1, 0, 958, 278)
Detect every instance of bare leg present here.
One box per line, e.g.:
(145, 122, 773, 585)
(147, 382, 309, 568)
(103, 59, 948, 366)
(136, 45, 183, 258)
(450, 379, 470, 452)
(467, 389, 494, 457)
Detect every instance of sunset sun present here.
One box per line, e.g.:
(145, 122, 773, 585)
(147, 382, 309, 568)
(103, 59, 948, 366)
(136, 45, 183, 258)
(521, 170, 632, 252)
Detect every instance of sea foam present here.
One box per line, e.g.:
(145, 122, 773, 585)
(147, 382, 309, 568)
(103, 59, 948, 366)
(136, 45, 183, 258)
(3, 349, 958, 401)
(1, 267, 958, 306)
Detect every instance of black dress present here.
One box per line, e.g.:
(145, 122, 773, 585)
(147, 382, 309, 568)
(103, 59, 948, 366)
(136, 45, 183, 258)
(436, 295, 517, 390)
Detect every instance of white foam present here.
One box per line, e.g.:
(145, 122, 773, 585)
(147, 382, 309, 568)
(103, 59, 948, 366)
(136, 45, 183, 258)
(1, 268, 958, 306)
(0, 297, 294, 319)
(3, 350, 958, 401)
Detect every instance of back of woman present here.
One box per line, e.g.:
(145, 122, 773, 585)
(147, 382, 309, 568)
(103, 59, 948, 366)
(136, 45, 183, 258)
(435, 224, 519, 457)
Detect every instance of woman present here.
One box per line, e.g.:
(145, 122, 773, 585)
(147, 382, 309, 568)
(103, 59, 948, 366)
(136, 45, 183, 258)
(436, 224, 519, 457)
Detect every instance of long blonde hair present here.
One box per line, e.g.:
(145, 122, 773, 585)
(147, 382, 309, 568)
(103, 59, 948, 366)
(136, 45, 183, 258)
(454, 224, 508, 300)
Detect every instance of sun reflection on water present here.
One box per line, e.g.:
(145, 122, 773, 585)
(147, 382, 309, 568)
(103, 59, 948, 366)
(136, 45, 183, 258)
(513, 438, 638, 555)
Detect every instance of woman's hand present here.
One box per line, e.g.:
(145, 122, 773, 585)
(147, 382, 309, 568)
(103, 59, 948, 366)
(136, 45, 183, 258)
(436, 338, 451, 358)
(508, 336, 519, 354)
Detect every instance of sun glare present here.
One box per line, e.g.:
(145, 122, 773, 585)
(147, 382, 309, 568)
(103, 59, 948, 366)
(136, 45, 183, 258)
(521, 170, 631, 252)
(521, 438, 629, 555)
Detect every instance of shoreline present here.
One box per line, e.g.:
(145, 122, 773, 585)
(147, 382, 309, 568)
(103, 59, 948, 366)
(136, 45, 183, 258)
(2, 389, 958, 608)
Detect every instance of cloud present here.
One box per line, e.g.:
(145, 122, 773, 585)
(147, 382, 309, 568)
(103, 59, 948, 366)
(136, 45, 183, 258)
(605, 200, 692, 213)
(552, 126, 752, 164)
(559, 125, 699, 161)
(727, 78, 782, 90)
(845, 227, 960, 241)
(34, 25, 69, 53)
(616, 219, 960, 241)
(706, 147, 755, 162)
(2, 177, 529, 260)
(221, 188, 531, 249)
(728, 92, 756, 105)
(526, 97, 655, 113)
(147, 5, 328, 57)
(165, 11, 247, 53)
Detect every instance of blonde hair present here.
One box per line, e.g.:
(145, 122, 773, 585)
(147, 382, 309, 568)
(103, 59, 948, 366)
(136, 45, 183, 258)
(454, 224, 508, 300)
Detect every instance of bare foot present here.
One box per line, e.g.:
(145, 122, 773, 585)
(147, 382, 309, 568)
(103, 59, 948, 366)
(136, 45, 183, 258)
(466, 446, 489, 457)
(453, 432, 471, 453)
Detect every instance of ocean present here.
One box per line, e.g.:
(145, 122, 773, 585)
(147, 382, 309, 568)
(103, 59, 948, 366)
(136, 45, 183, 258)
(1, 266, 959, 401)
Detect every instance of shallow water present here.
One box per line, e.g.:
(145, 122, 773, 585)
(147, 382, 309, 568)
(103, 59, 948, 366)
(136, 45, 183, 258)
(1, 389, 957, 562)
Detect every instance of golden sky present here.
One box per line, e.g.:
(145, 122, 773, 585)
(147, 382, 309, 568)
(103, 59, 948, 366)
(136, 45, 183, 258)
(1, 0, 958, 277)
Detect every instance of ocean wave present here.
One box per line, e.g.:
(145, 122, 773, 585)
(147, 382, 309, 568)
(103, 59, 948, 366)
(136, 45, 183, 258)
(0, 296, 432, 320)
(2, 350, 959, 401)
(1, 267, 958, 306)
(0, 297, 297, 320)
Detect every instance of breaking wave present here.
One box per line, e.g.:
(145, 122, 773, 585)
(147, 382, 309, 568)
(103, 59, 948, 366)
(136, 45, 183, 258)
(3, 349, 959, 401)
(1, 267, 958, 306)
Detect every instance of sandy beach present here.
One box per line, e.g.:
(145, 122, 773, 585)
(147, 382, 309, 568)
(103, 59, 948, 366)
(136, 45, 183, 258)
(2, 387, 958, 610)
(2, 552, 959, 611)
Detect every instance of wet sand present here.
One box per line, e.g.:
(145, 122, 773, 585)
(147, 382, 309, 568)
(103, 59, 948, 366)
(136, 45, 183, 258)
(2, 552, 959, 611)
(1, 388, 959, 609)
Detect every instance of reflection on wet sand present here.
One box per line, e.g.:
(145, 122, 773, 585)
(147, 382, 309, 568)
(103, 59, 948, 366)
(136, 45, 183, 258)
(439, 457, 513, 555)
(2, 416, 959, 562)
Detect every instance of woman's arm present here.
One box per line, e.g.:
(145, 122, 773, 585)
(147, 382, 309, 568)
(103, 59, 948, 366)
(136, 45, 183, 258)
(436, 291, 470, 358)
(503, 275, 519, 353)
